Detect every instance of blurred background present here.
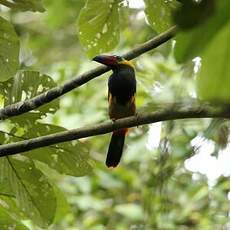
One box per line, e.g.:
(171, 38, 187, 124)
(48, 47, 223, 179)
(0, 0, 230, 229)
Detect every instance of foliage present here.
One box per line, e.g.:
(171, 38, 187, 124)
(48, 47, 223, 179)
(0, 0, 229, 229)
(144, 0, 178, 33)
(0, 0, 44, 12)
(0, 156, 56, 227)
(78, 0, 121, 58)
(197, 21, 230, 102)
(174, 0, 230, 63)
(0, 16, 19, 81)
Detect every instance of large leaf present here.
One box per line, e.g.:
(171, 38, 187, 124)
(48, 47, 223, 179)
(0, 156, 56, 227)
(0, 71, 59, 124)
(0, 17, 19, 82)
(144, 0, 178, 33)
(0, 206, 28, 230)
(0, 122, 92, 177)
(196, 22, 230, 102)
(0, 195, 29, 228)
(78, 0, 120, 58)
(174, 0, 230, 63)
(0, 0, 45, 12)
(52, 185, 71, 224)
(0, 133, 13, 196)
(25, 123, 92, 176)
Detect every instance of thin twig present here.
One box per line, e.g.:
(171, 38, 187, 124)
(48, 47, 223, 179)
(0, 26, 178, 121)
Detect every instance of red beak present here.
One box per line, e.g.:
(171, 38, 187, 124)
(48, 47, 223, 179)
(93, 55, 117, 66)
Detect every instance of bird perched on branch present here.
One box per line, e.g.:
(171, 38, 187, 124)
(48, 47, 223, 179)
(93, 55, 136, 167)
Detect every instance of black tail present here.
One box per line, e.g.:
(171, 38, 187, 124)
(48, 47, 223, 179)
(106, 132, 126, 168)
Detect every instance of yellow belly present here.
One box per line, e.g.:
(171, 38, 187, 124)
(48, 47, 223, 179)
(109, 96, 136, 119)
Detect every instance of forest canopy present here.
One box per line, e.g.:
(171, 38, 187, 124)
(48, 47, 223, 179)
(0, 0, 229, 229)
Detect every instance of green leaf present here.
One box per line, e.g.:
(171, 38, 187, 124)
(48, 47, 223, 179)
(0, 156, 56, 227)
(0, 17, 19, 82)
(0, 122, 92, 177)
(0, 71, 59, 124)
(0, 206, 29, 230)
(173, 0, 214, 30)
(0, 182, 13, 197)
(0, 133, 13, 196)
(196, 22, 230, 102)
(0, 195, 27, 222)
(52, 186, 71, 224)
(78, 0, 120, 58)
(0, 71, 57, 108)
(174, 0, 230, 63)
(144, 0, 178, 33)
(25, 123, 93, 176)
(1, 0, 45, 12)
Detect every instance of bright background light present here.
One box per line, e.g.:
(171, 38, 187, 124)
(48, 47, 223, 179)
(128, 0, 145, 9)
(147, 128, 230, 186)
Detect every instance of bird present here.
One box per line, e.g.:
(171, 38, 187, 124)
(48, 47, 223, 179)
(93, 54, 136, 167)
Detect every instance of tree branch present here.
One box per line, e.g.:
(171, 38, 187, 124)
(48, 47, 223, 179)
(0, 103, 229, 157)
(0, 26, 178, 121)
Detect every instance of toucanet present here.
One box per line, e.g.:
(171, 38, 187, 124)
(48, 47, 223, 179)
(93, 55, 136, 167)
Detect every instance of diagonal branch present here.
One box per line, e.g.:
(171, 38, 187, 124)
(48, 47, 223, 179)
(0, 26, 178, 121)
(0, 103, 229, 157)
